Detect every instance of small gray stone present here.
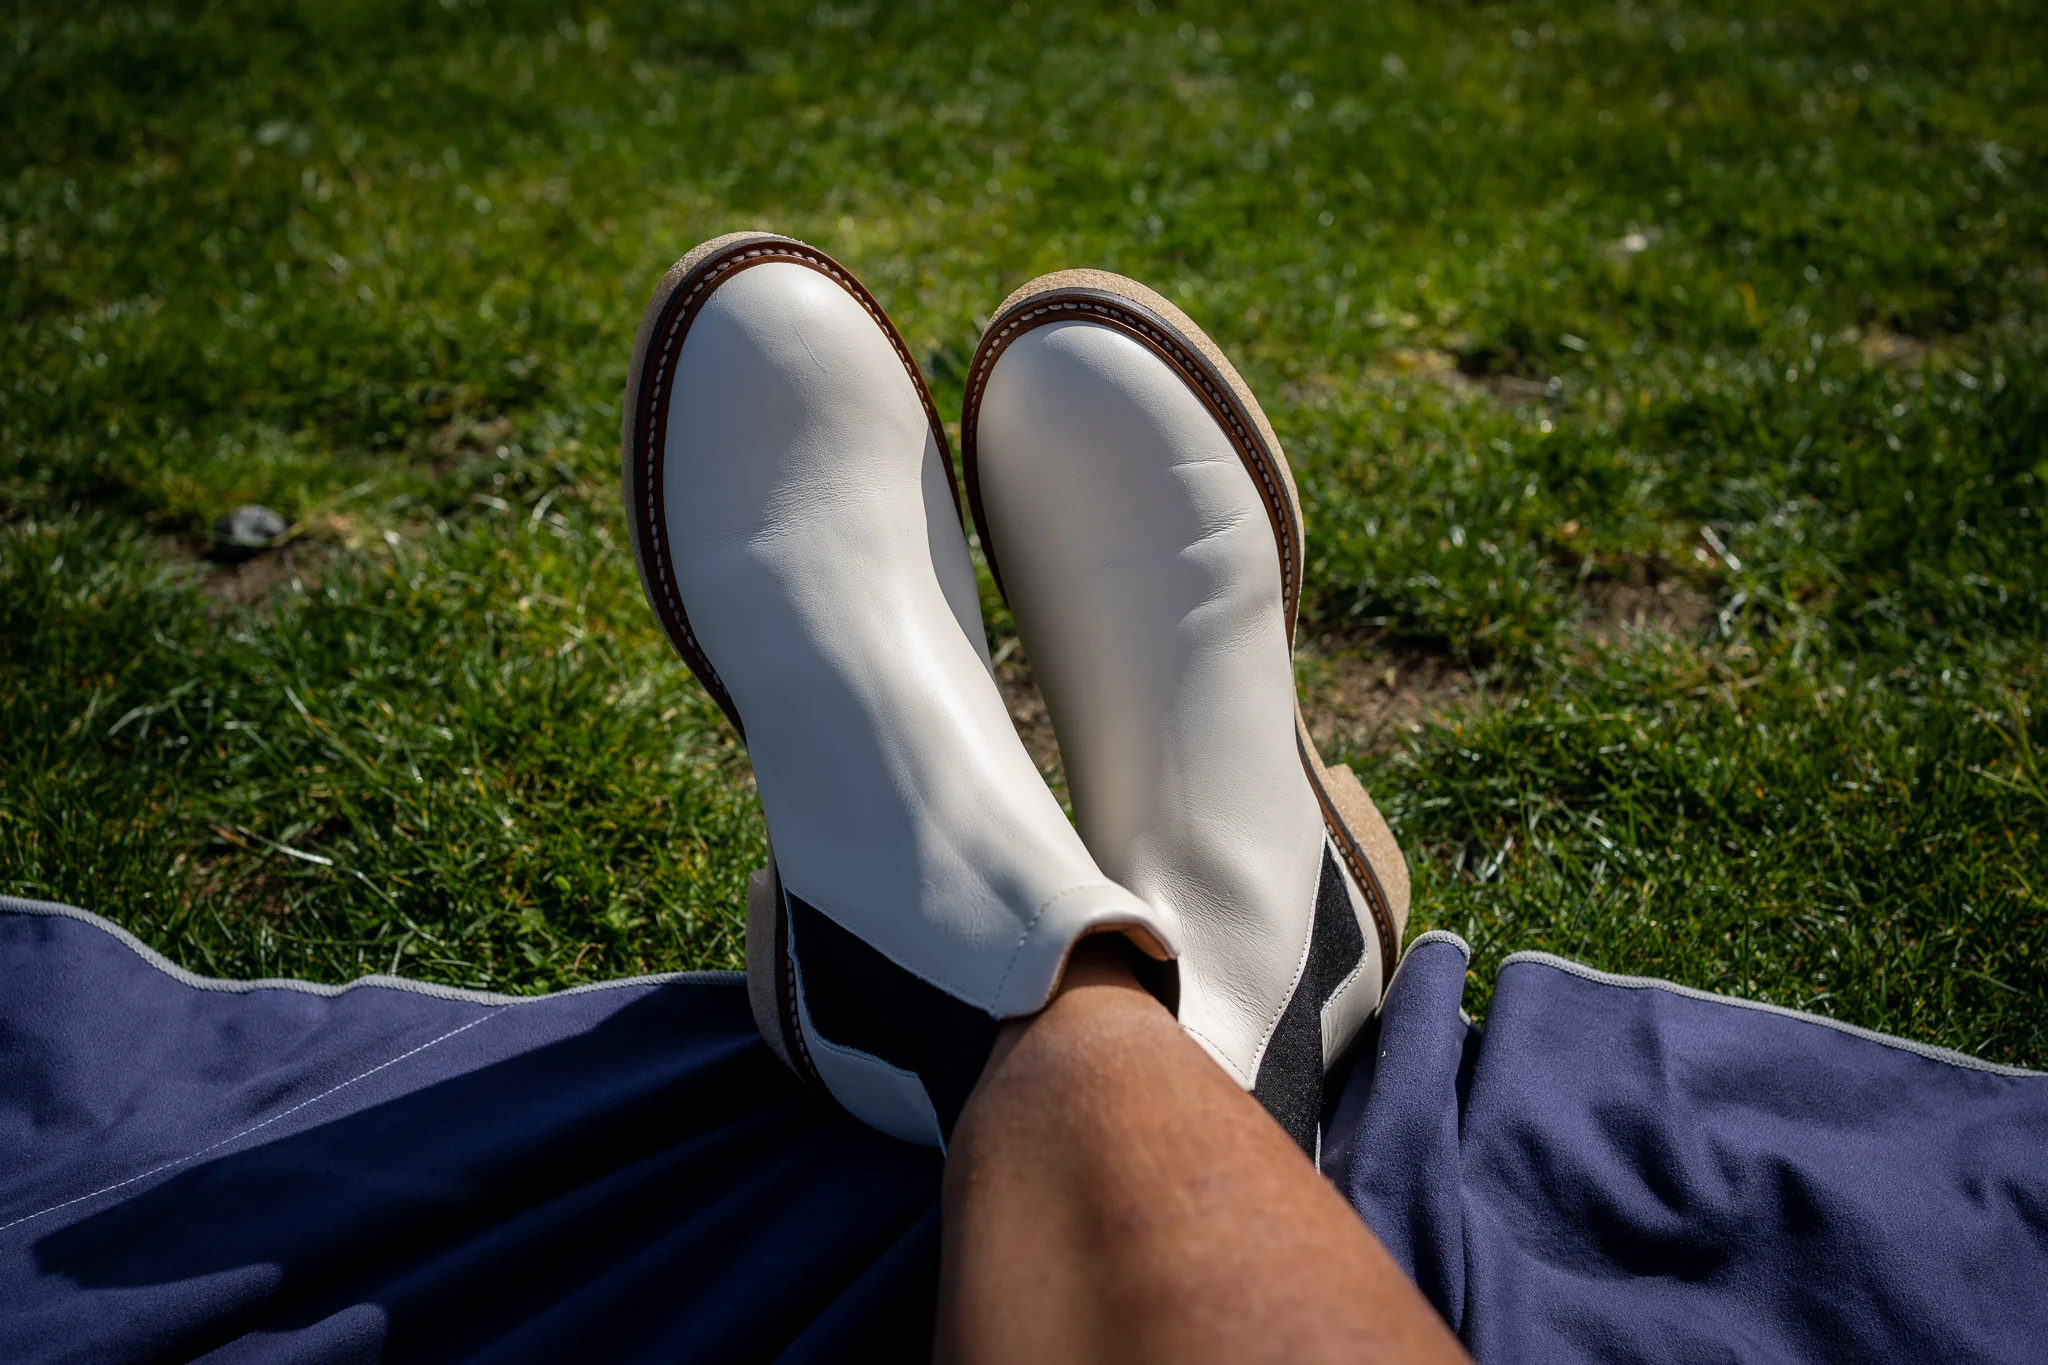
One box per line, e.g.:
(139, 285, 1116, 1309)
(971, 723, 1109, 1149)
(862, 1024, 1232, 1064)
(213, 504, 288, 557)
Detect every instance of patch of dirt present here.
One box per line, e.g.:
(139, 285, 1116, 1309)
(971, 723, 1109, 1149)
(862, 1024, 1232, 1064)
(1854, 328, 1929, 367)
(992, 631, 1481, 779)
(194, 541, 333, 606)
(1377, 347, 1563, 408)
(1475, 371, 1564, 406)
(1580, 579, 1714, 646)
(994, 653, 1068, 798)
(155, 533, 336, 611)
(1281, 349, 1562, 412)
(177, 839, 302, 924)
(426, 414, 517, 472)
(1380, 347, 1463, 379)
(984, 587, 1716, 774)
(1298, 638, 1478, 757)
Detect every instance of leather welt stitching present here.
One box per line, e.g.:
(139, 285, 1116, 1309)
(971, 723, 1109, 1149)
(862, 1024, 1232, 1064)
(1296, 733, 1399, 984)
(1314, 840, 1383, 1009)
(962, 295, 1298, 618)
(1338, 833, 1395, 973)
(1305, 762, 1399, 987)
(1345, 834, 1400, 986)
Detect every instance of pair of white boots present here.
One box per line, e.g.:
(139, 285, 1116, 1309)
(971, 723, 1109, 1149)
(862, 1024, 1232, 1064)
(622, 234, 1408, 1156)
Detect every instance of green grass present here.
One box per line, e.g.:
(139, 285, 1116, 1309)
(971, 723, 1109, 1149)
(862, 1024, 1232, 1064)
(4, 0, 2043, 1061)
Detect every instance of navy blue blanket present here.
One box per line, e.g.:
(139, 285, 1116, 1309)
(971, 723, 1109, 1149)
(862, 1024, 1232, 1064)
(4, 896, 2043, 1362)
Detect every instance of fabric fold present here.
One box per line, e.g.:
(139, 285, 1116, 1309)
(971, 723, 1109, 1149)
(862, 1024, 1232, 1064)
(5, 897, 2044, 1363)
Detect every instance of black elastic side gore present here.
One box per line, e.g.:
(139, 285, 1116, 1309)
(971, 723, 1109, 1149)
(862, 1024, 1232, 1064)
(784, 893, 1000, 1143)
(1309, 842, 1368, 1011)
(1253, 846, 1368, 1156)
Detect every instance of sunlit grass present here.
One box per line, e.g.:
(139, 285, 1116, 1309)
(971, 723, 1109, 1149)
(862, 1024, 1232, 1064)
(3, 0, 2042, 1060)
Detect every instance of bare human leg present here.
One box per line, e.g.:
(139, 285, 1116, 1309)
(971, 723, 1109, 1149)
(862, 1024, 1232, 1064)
(936, 936, 1471, 1365)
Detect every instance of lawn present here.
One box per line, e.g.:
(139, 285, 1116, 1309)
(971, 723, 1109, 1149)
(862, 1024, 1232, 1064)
(4, 0, 2043, 1064)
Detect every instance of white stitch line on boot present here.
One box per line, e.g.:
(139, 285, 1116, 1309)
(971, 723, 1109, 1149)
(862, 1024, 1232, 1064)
(988, 881, 1129, 1012)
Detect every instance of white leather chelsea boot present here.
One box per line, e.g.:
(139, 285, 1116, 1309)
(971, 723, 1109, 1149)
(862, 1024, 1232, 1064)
(961, 269, 1410, 1156)
(622, 236, 1176, 1148)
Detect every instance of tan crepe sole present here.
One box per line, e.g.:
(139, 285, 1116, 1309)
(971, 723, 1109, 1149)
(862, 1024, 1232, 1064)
(620, 231, 959, 1082)
(960, 269, 1411, 994)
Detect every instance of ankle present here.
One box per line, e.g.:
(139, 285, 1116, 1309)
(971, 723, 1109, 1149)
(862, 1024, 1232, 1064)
(963, 934, 1179, 1136)
(1059, 931, 1153, 994)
